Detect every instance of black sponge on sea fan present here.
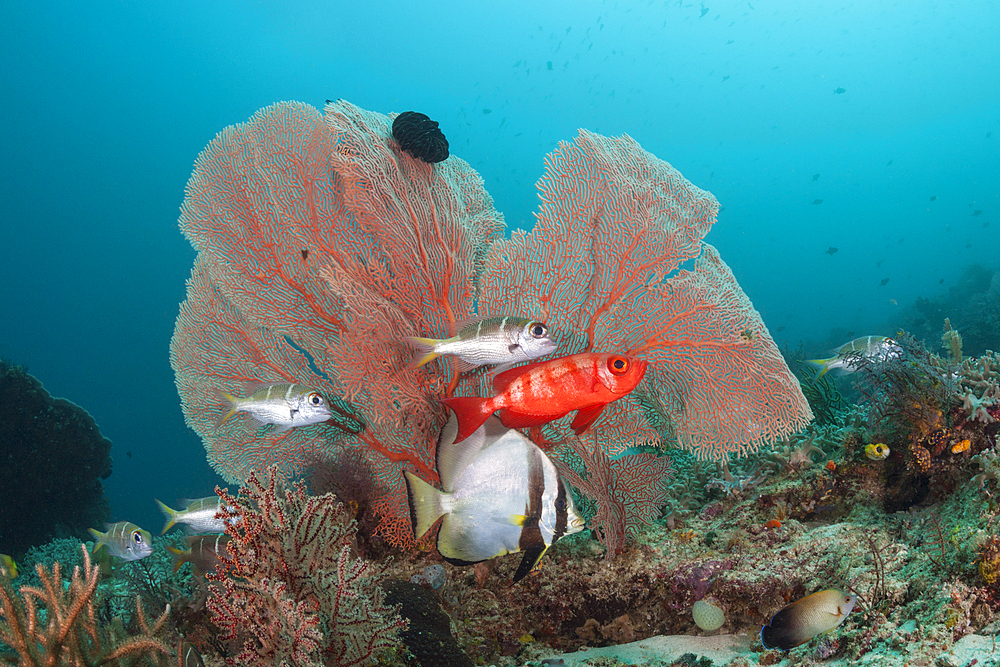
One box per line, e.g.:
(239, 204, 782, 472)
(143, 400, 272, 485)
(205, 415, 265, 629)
(392, 111, 449, 163)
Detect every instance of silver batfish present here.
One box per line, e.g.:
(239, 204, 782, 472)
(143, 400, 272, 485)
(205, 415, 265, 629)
(405, 413, 584, 582)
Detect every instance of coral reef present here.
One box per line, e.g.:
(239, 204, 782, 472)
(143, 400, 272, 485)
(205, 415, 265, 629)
(383, 580, 473, 667)
(900, 263, 1000, 357)
(0, 360, 112, 558)
(170, 100, 810, 553)
(0, 544, 172, 665)
(206, 466, 406, 666)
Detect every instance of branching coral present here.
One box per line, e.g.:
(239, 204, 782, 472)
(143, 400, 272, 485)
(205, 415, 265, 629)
(207, 466, 406, 666)
(0, 544, 172, 666)
(765, 425, 837, 472)
(850, 331, 958, 447)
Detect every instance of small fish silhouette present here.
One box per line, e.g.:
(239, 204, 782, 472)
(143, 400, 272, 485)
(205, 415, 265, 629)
(482, 108, 492, 115)
(930, 196, 937, 201)
(812, 174, 820, 181)
(887, 160, 893, 166)
(825, 247, 838, 255)
(879, 278, 890, 287)
(722, 75, 730, 81)
(973, 210, 983, 216)
(727, 39, 734, 44)
(700, 7, 709, 17)
(547, 61, 553, 70)
(812, 199, 823, 205)
(833, 87, 846, 94)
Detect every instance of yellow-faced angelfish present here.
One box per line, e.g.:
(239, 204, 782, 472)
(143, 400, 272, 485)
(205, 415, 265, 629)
(865, 443, 890, 461)
(0, 554, 18, 580)
(761, 589, 856, 651)
(216, 383, 332, 433)
(806, 335, 901, 379)
(404, 413, 585, 582)
(89, 521, 153, 561)
(405, 316, 558, 373)
(156, 496, 235, 535)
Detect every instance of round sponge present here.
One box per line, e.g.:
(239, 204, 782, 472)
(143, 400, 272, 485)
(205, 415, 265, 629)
(692, 599, 726, 632)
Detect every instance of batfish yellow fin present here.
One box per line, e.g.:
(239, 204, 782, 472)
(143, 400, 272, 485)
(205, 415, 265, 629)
(403, 472, 446, 539)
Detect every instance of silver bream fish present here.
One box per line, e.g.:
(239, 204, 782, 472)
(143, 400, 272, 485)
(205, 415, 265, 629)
(216, 383, 332, 433)
(806, 335, 901, 379)
(89, 521, 153, 561)
(405, 413, 585, 582)
(405, 316, 558, 372)
(156, 496, 235, 534)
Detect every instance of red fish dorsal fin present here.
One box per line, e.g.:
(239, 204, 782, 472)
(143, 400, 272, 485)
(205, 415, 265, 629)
(492, 360, 548, 394)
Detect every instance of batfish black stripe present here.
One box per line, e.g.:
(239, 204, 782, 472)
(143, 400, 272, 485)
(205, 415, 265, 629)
(518, 445, 545, 552)
(553, 476, 569, 542)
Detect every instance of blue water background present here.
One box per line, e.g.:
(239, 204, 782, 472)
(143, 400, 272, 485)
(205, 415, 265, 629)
(1, 0, 996, 534)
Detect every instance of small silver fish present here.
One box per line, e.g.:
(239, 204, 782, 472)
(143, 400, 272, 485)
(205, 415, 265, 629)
(405, 413, 585, 582)
(216, 383, 332, 433)
(807, 335, 901, 379)
(761, 589, 856, 650)
(89, 521, 153, 561)
(405, 316, 558, 372)
(156, 496, 235, 534)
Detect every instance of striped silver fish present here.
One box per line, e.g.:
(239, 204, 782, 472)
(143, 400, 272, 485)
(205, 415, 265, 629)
(166, 534, 230, 577)
(404, 316, 557, 372)
(156, 496, 235, 534)
(807, 335, 901, 378)
(216, 383, 331, 433)
(405, 413, 584, 582)
(89, 521, 153, 561)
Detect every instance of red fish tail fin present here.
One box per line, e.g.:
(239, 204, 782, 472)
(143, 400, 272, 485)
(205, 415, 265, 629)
(439, 396, 492, 443)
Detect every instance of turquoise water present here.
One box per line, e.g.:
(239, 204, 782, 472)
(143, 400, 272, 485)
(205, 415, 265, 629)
(1, 0, 997, 568)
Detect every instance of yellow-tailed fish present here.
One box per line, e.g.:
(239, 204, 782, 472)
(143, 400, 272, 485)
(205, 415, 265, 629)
(806, 336, 901, 379)
(216, 383, 331, 433)
(88, 521, 153, 561)
(0, 554, 18, 580)
(405, 413, 585, 582)
(761, 589, 856, 650)
(405, 316, 558, 372)
(156, 496, 235, 534)
(166, 534, 230, 577)
(865, 443, 890, 460)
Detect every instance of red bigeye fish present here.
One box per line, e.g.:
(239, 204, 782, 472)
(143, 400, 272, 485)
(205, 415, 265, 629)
(439, 352, 648, 443)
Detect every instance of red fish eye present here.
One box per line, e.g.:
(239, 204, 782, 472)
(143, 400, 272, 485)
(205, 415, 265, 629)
(608, 356, 629, 374)
(530, 323, 547, 338)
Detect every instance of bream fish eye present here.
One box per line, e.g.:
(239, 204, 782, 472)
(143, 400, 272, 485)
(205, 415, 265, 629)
(308, 392, 323, 406)
(609, 356, 629, 374)
(132, 531, 142, 543)
(530, 322, 548, 338)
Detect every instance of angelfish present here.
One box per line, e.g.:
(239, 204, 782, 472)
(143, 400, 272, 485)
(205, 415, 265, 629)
(404, 413, 585, 582)
(216, 383, 332, 433)
(806, 336, 901, 379)
(404, 316, 558, 372)
(761, 589, 856, 650)
(89, 521, 153, 561)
